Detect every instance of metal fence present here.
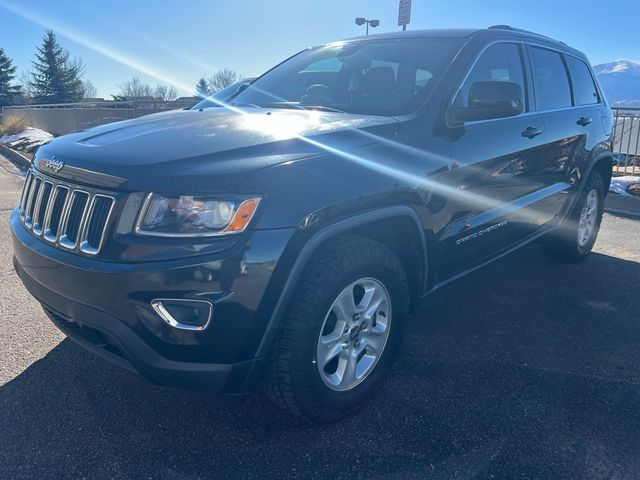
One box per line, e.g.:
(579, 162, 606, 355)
(612, 106, 640, 176)
(1, 99, 198, 136)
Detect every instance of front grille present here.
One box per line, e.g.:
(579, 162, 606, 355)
(19, 169, 115, 255)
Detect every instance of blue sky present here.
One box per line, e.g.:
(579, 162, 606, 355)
(1, 0, 638, 98)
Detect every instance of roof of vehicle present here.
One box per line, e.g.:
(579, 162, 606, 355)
(344, 28, 480, 42)
(347, 26, 564, 44)
(342, 26, 586, 60)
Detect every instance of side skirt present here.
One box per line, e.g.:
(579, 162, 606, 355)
(427, 225, 557, 294)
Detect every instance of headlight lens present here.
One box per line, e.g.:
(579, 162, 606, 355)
(136, 194, 260, 237)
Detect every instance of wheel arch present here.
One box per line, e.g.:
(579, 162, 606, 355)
(584, 150, 613, 192)
(254, 206, 428, 358)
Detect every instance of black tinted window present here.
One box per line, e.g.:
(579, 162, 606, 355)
(567, 56, 599, 105)
(454, 43, 526, 111)
(530, 47, 572, 110)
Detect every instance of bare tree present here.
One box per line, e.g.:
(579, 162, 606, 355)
(207, 68, 241, 93)
(154, 83, 177, 101)
(17, 69, 33, 104)
(82, 79, 97, 98)
(116, 77, 154, 99)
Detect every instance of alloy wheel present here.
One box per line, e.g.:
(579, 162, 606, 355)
(316, 277, 392, 391)
(577, 188, 599, 247)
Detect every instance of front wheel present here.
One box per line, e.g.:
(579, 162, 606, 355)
(542, 170, 605, 263)
(266, 236, 409, 423)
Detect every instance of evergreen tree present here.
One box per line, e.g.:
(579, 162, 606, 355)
(0, 48, 21, 108)
(195, 77, 209, 97)
(30, 31, 84, 104)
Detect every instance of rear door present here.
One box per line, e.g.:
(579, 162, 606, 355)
(437, 42, 552, 279)
(562, 53, 605, 183)
(525, 45, 587, 218)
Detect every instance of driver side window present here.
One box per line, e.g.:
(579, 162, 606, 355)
(454, 43, 527, 112)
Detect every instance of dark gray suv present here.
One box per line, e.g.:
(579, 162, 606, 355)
(11, 26, 613, 423)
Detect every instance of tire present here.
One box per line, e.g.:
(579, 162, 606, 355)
(542, 170, 605, 263)
(265, 236, 409, 423)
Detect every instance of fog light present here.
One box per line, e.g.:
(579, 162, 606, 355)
(151, 299, 213, 331)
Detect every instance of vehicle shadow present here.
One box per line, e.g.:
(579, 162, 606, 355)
(2, 245, 640, 479)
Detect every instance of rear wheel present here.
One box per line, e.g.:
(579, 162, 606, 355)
(542, 170, 605, 263)
(266, 236, 409, 423)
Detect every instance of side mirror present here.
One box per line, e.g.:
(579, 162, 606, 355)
(236, 83, 250, 94)
(452, 80, 524, 122)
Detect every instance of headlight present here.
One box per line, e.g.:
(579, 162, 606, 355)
(136, 194, 260, 237)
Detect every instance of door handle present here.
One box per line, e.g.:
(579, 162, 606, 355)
(521, 126, 543, 139)
(577, 117, 593, 126)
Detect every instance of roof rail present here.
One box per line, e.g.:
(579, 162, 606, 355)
(487, 25, 565, 44)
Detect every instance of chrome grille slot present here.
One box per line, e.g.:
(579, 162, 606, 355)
(32, 181, 53, 235)
(59, 191, 89, 249)
(80, 195, 114, 255)
(43, 186, 69, 242)
(19, 171, 35, 216)
(19, 169, 115, 255)
(24, 176, 42, 227)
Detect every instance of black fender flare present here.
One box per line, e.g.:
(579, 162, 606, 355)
(254, 205, 428, 357)
(559, 149, 613, 222)
(583, 150, 614, 188)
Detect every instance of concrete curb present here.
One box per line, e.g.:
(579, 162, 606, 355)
(605, 193, 640, 218)
(0, 144, 31, 170)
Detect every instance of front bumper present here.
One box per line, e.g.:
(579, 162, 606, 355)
(10, 208, 295, 393)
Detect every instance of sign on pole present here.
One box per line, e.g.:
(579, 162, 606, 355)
(398, 0, 411, 30)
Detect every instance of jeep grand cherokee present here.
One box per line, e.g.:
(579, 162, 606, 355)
(10, 26, 613, 423)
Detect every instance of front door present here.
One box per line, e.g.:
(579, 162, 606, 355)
(435, 42, 564, 280)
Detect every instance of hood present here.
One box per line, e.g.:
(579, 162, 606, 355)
(33, 108, 399, 192)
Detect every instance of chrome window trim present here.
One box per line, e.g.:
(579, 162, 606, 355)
(563, 54, 603, 107)
(527, 44, 575, 111)
(446, 39, 530, 127)
(463, 104, 600, 127)
(79, 194, 115, 255)
(446, 39, 605, 128)
(527, 42, 606, 103)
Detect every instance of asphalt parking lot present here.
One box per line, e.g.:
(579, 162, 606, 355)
(1, 154, 639, 479)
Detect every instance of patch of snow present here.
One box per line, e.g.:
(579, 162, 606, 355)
(0, 127, 53, 146)
(608, 61, 630, 74)
(610, 176, 640, 196)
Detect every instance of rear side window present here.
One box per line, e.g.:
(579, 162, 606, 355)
(530, 47, 572, 110)
(454, 43, 526, 110)
(566, 56, 599, 105)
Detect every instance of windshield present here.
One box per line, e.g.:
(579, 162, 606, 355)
(191, 78, 256, 110)
(229, 37, 463, 116)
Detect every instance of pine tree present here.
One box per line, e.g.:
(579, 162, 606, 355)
(30, 31, 85, 104)
(0, 48, 21, 108)
(195, 77, 209, 97)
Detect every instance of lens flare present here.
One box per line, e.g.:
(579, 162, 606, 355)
(1, 0, 554, 224)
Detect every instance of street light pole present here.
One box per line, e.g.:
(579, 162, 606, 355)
(355, 17, 380, 35)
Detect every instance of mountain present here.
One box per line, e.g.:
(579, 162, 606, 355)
(593, 60, 640, 107)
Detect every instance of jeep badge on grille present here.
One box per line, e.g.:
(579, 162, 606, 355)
(43, 157, 65, 173)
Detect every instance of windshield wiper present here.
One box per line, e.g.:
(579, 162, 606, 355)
(261, 103, 344, 113)
(300, 105, 344, 113)
(229, 102, 263, 108)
